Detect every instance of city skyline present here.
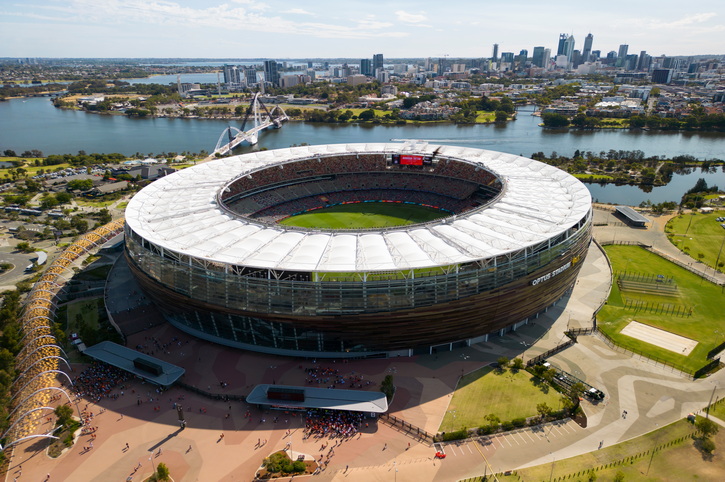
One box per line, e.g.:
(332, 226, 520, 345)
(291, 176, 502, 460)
(2, 1, 725, 58)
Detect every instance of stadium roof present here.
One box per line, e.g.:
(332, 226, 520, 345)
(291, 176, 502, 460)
(126, 143, 591, 272)
(83, 341, 185, 387)
(246, 384, 388, 413)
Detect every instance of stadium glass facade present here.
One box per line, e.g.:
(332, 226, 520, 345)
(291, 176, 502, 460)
(125, 144, 593, 357)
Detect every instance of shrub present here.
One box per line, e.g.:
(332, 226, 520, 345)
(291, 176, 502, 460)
(511, 418, 527, 428)
(501, 421, 514, 431)
(292, 461, 306, 472)
(441, 429, 468, 441)
(478, 425, 494, 435)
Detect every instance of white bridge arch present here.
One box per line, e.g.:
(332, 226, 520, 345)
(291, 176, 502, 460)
(213, 93, 289, 156)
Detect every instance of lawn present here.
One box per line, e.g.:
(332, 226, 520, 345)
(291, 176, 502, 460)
(278, 201, 447, 230)
(498, 419, 723, 482)
(597, 245, 725, 373)
(65, 298, 101, 333)
(574, 173, 615, 181)
(475, 111, 496, 123)
(0, 157, 72, 177)
(666, 211, 725, 270)
(438, 366, 563, 433)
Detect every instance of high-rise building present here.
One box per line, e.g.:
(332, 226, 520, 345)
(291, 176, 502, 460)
(501, 52, 515, 64)
(492, 43, 499, 62)
(558, 34, 575, 64)
(572, 50, 582, 67)
(373, 54, 384, 75)
(637, 51, 651, 71)
(244, 67, 258, 87)
(652, 68, 673, 84)
(360, 59, 372, 76)
(542, 48, 551, 68)
(263, 60, 279, 86)
(582, 33, 593, 62)
(616, 44, 629, 67)
(557, 34, 568, 56)
(222, 64, 240, 85)
(532, 46, 546, 68)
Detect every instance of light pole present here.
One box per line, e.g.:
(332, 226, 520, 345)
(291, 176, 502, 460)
(549, 452, 555, 482)
(149, 454, 156, 476)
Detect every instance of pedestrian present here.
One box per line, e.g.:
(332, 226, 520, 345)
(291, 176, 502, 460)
(125, 442, 129, 450)
(383, 443, 387, 450)
(345, 465, 349, 472)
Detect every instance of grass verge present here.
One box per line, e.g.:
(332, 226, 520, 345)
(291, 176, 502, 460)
(597, 245, 724, 374)
(496, 419, 724, 482)
(439, 366, 562, 433)
(666, 211, 725, 270)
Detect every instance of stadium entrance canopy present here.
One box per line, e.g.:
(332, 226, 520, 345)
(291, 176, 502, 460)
(83, 341, 185, 387)
(247, 384, 388, 414)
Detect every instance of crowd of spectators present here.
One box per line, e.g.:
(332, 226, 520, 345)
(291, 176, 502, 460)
(221, 153, 499, 204)
(304, 409, 364, 439)
(304, 366, 373, 390)
(72, 362, 129, 403)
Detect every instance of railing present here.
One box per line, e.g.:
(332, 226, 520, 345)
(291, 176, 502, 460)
(379, 412, 435, 444)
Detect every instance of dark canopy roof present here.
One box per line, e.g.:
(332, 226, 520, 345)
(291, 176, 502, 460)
(247, 384, 388, 413)
(83, 341, 185, 387)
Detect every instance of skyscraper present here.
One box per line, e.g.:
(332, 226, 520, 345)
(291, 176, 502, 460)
(222, 64, 240, 85)
(492, 43, 499, 62)
(372, 54, 384, 75)
(563, 35, 575, 64)
(582, 33, 593, 62)
(263, 60, 279, 86)
(360, 59, 372, 76)
(616, 44, 629, 67)
(557, 34, 568, 56)
(532, 46, 546, 68)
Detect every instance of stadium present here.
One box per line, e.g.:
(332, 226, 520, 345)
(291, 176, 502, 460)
(124, 143, 592, 358)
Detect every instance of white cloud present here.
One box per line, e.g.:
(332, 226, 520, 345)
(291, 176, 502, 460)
(647, 12, 717, 29)
(395, 10, 427, 24)
(283, 8, 314, 16)
(9, 0, 403, 40)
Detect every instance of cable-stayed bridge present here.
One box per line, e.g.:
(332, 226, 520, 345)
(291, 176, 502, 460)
(212, 93, 288, 157)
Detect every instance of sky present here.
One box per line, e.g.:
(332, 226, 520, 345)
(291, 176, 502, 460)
(1, 0, 724, 59)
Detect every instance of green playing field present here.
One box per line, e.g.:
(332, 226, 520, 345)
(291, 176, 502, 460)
(278, 201, 448, 229)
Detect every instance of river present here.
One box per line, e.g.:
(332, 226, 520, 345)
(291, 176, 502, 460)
(1, 97, 724, 205)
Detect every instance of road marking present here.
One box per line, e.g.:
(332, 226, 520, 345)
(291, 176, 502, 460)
(505, 435, 513, 447)
(511, 434, 520, 445)
(516, 432, 528, 444)
(497, 436, 506, 448)
(525, 431, 536, 442)
(467, 443, 474, 454)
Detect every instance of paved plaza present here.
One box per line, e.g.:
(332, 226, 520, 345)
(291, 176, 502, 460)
(6, 207, 725, 481)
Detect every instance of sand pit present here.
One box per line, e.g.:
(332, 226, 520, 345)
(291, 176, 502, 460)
(620, 320, 698, 355)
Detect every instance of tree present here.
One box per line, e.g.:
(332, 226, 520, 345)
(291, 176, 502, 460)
(54, 404, 74, 426)
(695, 417, 719, 438)
(511, 357, 524, 370)
(155, 462, 170, 481)
(569, 382, 585, 400)
(536, 402, 552, 421)
(55, 192, 72, 204)
(541, 113, 570, 128)
(15, 242, 33, 253)
(494, 110, 508, 122)
(496, 356, 509, 370)
(485, 413, 500, 429)
(3, 150, 17, 157)
(358, 109, 376, 121)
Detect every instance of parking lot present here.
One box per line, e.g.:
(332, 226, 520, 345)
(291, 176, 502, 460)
(435, 418, 583, 458)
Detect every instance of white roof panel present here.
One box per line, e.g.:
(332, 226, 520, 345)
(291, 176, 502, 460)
(125, 143, 591, 272)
